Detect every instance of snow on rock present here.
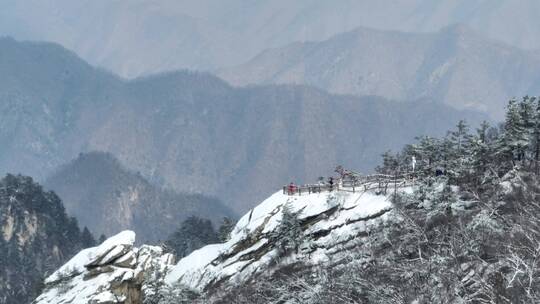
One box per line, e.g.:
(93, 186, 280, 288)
(166, 188, 396, 291)
(35, 186, 400, 303)
(86, 230, 135, 267)
(44, 231, 136, 285)
(34, 231, 174, 304)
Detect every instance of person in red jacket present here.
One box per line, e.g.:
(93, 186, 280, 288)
(288, 182, 296, 195)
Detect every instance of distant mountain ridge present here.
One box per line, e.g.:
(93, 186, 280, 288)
(0, 37, 488, 212)
(44, 152, 233, 243)
(219, 25, 540, 119)
(2, 0, 540, 77)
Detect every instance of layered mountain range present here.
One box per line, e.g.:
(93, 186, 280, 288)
(2, 0, 540, 77)
(0, 37, 486, 212)
(3, 2, 540, 303)
(219, 25, 540, 119)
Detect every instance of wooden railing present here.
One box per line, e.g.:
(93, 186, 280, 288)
(283, 173, 414, 196)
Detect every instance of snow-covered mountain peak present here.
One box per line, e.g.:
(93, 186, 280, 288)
(166, 188, 396, 291)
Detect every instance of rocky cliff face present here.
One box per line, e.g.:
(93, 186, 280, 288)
(165, 187, 396, 291)
(34, 231, 174, 304)
(36, 185, 399, 303)
(45, 152, 233, 243)
(0, 174, 89, 304)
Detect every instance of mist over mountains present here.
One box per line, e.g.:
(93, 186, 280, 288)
(0, 37, 487, 212)
(3, 2, 540, 303)
(2, 0, 540, 78)
(44, 152, 232, 243)
(219, 25, 540, 119)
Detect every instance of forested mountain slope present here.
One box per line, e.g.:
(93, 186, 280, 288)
(0, 37, 487, 212)
(0, 174, 93, 304)
(44, 152, 233, 243)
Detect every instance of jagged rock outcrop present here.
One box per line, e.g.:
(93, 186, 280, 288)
(165, 188, 396, 291)
(34, 231, 174, 304)
(35, 187, 396, 303)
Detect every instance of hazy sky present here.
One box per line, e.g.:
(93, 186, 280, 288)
(1, 0, 539, 77)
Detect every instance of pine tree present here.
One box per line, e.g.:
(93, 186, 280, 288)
(500, 98, 529, 163)
(98, 234, 107, 244)
(529, 97, 540, 166)
(411, 136, 442, 179)
(519, 96, 535, 161)
(165, 216, 219, 258)
(218, 217, 235, 242)
(273, 202, 303, 254)
(469, 121, 494, 185)
(376, 151, 399, 175)
(446, 120, 473, 184)
(81, 227, 96, 248)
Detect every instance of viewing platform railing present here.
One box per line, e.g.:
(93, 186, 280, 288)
(283, 173, 414, 196)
